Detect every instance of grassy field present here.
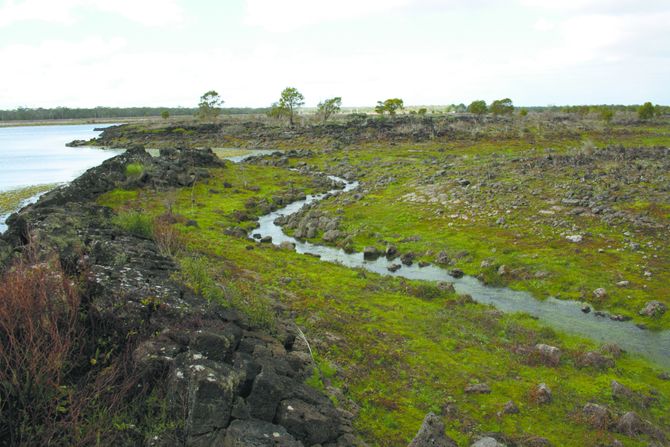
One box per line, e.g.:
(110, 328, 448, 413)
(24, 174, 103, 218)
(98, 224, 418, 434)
(98, 133, 670, 446)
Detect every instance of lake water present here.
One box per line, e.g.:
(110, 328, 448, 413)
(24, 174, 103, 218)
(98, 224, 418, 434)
(0, 124, 124, 231)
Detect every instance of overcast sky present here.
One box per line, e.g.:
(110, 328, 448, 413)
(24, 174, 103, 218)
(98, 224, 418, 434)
(0, 0, 668, 108)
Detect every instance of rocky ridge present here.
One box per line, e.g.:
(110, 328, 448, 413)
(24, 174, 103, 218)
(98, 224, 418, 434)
(0, 147, 359, 447)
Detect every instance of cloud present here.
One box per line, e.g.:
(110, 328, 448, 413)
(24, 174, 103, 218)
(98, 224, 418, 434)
(0, 0, 184, 27)
(243, 0, 410, 31)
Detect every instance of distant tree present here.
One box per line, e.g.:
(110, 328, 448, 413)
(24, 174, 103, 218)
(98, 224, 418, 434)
(599, 107, 614, 124)
(519, 108, 528, 117)
(161, 110, 170, 120)
(375, 98, 404, 116)
(197, 90, 223, 121)
(417, 108, 428, 115)
(317, 96, 342, 123)
(638, 102, 656, 120)
(467, 100, 488, 115)
(274, 87, 305, 126)
(489, 98, 514, 115)
(455, 103, 467, 113)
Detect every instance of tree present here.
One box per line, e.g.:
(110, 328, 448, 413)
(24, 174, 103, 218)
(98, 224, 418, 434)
(161, 110, 170, 120)
(375, 98, 404, 116)
(197, 90, 223, 121)
(417, 108, 428, 115)
(638, 102, 656, 120)
(276, 87, 305, 126)
(600, 107, 614, 124)
(519, 108, 528, 117)
(467, 100, 488, 115)
(489, 98, 514, 115)
(317, 97, 342, 123)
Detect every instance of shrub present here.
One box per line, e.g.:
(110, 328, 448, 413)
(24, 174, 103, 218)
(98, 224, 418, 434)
(113, 211, 153, 238)
(125, 162, 144, 178)
(467, 100, 488, 115)
(153, 215, 184, 257)
(0, 251, 81, 444)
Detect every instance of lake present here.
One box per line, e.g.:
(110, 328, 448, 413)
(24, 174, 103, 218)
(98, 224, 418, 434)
(0, 124, 123, 231)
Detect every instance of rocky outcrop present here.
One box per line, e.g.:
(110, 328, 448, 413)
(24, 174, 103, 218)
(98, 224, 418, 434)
(0, 147, 359, 446)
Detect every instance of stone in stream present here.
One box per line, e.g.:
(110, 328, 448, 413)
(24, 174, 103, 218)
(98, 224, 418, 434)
(260, 235, 272, 243)
(363, 246, 381, 260)
(449, 268, 464, 279)
(388, 264, 402, 273)
(385, 244, 398, 258)
(581, 304, 591, 313)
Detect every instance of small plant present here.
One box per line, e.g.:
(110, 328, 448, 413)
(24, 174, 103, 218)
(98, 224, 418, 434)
(125, 162, 144, 178)
(160, 110, 170, 120)
(113, 211, 153, 238)
(638, 101, 657, 120)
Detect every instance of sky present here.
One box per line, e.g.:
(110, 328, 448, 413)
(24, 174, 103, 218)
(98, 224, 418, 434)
(0, 0, 668, 108)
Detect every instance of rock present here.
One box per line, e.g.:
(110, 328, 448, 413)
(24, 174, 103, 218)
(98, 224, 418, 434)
(276, 399, 339, 445)
(578, 351, 614, 369)
(322, 229, 341, 242)
(401, 252, 415, 266)
(464, 383, 491, 394)
(532, 383, 552, 404)
(566, 235, 583, 243)
(501, 400, 519, 415)
(582, 403, 612, 429)
(191, 330, 236, 363)
(581, 305, 591, 313)
(471, 437, 506, 447)
(260, 235, 272, 243)
(593, 288, 607, 299)
(181, 360, 241, 436)
(437, 282, 455, 293)
(615, 411, 645, 436)
(385, 244, 398, 258)
(408, 413, 457, 447)
(639, 300, 667, 317)
(496, 217, 506, 225)
(611, 380, 633, 401)
(246, 371, 289, 421)
(388, 264, 402, 272)
(449, 269, 464, 279)
(534, 344, 561, 366)
(223, 419, 303, 447)
(435, 251, 450, 265)
(418, 261, 430, 268)
(616, 280, 630, 287)
(497, 265, 509, 276)
(363, 246, 381, 260)
(279, 241, 296, 250)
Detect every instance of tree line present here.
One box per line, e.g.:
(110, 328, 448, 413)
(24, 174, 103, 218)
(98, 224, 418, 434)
(1, 91, 666, 123)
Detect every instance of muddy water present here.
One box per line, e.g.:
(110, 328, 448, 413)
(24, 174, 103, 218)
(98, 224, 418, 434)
(250, 175, 670, 369)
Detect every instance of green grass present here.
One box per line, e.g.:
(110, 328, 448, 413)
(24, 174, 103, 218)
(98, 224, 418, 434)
(99, 158, 670, 447)
(112, 211, 153, 238)
(125, 162, 144, 178)
(0, 184, 57, 215)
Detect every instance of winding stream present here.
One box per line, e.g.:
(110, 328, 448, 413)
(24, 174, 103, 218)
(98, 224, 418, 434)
(249, 173, 670, 369)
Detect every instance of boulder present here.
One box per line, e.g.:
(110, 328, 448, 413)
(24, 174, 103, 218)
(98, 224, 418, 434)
(534, 344, 561, 366)
(223, 419, 303, 447)
(408, 413, 457, 447)
(532, 383, 552, 404)
(639, 301, 667, 317)
(276, 399, 339, 445)
(363, 246, 381, 260)
(577, 351, 614, 370)
(582, 403, 612, 429)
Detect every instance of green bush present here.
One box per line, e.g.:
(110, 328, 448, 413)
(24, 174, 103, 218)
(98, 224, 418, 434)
(112, 211, 153, 238)
(125, 163, 144, 178)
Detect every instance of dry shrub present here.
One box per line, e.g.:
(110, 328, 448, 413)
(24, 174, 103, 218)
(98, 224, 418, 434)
(0, 244, 144, 446)
(153, 213, 185, 257)
(0, 249, 81, 445)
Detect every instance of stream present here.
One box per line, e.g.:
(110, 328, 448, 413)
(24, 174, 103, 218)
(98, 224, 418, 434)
(248, 172, 670, 369)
